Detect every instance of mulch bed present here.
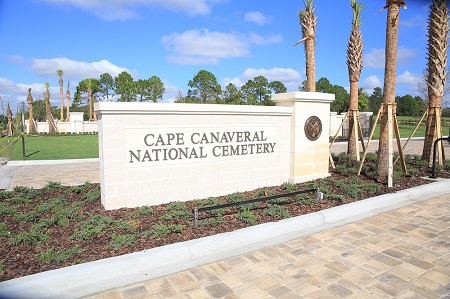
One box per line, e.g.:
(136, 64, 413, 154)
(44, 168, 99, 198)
(1, 162, 449, 282)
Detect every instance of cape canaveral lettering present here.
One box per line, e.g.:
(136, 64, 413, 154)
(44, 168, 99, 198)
(128, 130, 276, 163)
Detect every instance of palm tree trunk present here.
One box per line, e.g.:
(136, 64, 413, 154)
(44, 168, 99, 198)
(422, 97, 442, 164)
(377, 1, 402, 185)
(59, 79, 64, 121)
(347, 81, 359, 157)
(421, 0, 448, 164)
(305, 38, 316, 92)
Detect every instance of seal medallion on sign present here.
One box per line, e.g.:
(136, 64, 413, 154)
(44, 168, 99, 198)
(304, 116, 322, 141)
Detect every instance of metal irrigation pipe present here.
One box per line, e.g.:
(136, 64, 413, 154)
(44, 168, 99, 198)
(193, 188, 323, 227)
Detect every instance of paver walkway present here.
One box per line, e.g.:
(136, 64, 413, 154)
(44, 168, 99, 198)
(87, 194, 450, 298)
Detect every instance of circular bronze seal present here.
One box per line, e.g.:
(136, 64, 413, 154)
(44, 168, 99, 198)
(304, 116, 322, 141)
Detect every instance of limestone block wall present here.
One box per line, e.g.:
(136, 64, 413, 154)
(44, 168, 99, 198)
(95, 102, 292, 209)
(273, 92, 334, 183)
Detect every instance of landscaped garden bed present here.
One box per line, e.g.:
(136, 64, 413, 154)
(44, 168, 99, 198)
(1, 153, 449, 281)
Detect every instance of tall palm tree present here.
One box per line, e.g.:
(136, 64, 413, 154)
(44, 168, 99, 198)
(377, 0, 407, 186)
(346, 0, 364, 159)
(27, 88, 36, 134)
(45, 82, 56, 134)
(87, 78, 93, 121)
(66, 81, 71, 121)
(6, 103, 12, 137)
(422, 0, 449, 165)
(294, 0, 317, 92)
(57, 69, 64, 121)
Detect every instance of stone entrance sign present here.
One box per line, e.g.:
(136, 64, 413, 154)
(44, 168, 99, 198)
(95, 92, 334, 210)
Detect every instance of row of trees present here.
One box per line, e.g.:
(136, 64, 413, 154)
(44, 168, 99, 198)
(175, 70, 287, 105)
(73, 72, 165, 105)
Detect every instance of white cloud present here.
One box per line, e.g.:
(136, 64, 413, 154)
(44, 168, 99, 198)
(397, 70, 421, 85)
(364, 48, 385, 69)
(362, 75, 382, 91)
(31, 57, 136, 80)
(244, 11, 271, 25)
(161, 80, 181, 102)
(161, 29, 250, 65)
(223, 67, 301, 91)
(364, 47, 418, 69)
(39, 0, 227, 20)
(161, 29, 282, 65)
(397, 48, 418, 66)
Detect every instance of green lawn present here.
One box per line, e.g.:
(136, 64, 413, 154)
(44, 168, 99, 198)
(6, 134, 99, 160)
(370, 116, 450, 140)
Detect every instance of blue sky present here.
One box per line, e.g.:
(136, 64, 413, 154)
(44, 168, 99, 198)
(0, 0, 433, 113)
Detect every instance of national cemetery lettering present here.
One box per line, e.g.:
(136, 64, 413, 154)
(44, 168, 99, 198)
(127, 128, 277, 165)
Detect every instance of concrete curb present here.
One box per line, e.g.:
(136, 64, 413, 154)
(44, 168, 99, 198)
(6, 158, 99, 166)
(1, 179, 449, 299)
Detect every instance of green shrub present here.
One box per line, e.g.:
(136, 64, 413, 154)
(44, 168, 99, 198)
(12, 186, 40, 199)
(0, 222, 11, 238)
(227, 193, 245, 203)
(236, 210, 257, 225)
(196, 217, 223, 227)
(127, 205, 154, 217)
(159, 210, 190, 221)
(36, 246, 83, 264)
(294, 195, 317, 206)
(65, 185, 86, 194)
(166, 202, 188, 212)
(115, 219, 140, 231)
(0, 190, 13, 199)
(12, 228, 49, 246)
(365, 152, 378, 162)
(0, 202, 17, 217)
(14, 211, 39, 223)
(71, 215, 114, 240)
(195, 197, 227, 216)
(84, 186, 101, 202)
(362, 182, 381, 194)
(327, 194, 346, 203)
(109, 233, 136, 251)
(263, 205, 290, 219)
(151, 224, 184, 238)
(37, 197, 68, 214)
(43, 181, 64, 191)
(281, 182, 297, 193)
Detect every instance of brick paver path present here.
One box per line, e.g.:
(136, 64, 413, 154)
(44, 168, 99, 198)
(88, 195, 450, 298)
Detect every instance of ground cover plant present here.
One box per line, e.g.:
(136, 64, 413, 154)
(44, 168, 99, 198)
(1, 154, 450, 281)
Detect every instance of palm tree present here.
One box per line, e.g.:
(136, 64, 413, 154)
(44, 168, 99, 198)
(66, 81, 71, 121)
(6, 103, 12, 137)
(27, 88, 36, 134)
(294, 0, 317, 92)
(87, 78, 93, 121)
(376, 0, 407, 186)
(422, 0, 449, 165)
(346, 0, 364, 159)
(57, 69, 64, 121)
(45, 82, 56, 133)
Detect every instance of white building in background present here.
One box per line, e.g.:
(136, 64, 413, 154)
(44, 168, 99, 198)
(25, 112, 98, 134)
(330, 111, 373, 139)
